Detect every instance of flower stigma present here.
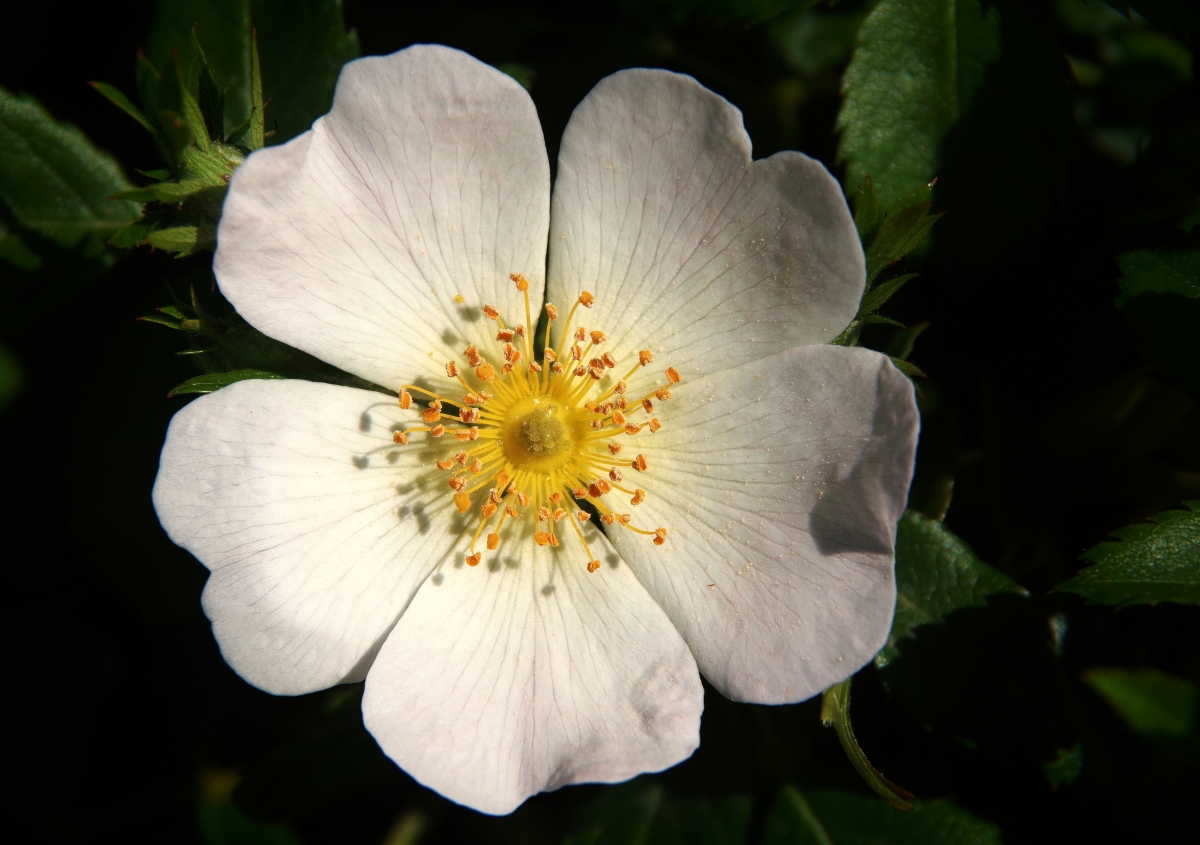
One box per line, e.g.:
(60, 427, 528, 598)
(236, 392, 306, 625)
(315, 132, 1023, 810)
(393, 274, 672, 572)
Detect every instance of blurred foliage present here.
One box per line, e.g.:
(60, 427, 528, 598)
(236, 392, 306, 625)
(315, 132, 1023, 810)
(3, 0, 1200, 843)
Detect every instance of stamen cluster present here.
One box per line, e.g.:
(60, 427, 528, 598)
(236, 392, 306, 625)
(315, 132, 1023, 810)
(392, 274, 675, 572)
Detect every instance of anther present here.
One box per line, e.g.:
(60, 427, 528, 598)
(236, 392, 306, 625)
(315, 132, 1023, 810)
(601, 352, 617, 368)
(588, 364, 604, 380)
(545, 303, 558, 320)
(632, 454, 648, 472)
(571, 344, 583, 361)
(642, 398, 654, 413)
(608, 443, 623, 454)
(399, 389, 412, 409)
(476, 363, 495, 380)
(515, 324, 526, 337)
(655, 388, 671, 401)
(517, 492, 531, 507)
(654, 527, 668, 546)
(468, 457, 483, 473)
(601, 513, 616, 525)
(609, 467, 623, 482)
(448, 477, 466, 491)
(487, 533, 500, 550)
(598, 479, 612, 494)
(590, 330, 606, 345)
(436, 458, 454, 471)
(617, 514, 632, 526)
(460, 407, 480, 423)
(393, 431, 409, 445)
(552, 508, 567, 522)
(456, 451, 469, 466)
(576, 510, 590, 522)
(631, 489, 646, 506)
(510, 272, 530, 292)
(431, 424, 446, 437)
(550, 491, 561, 504)
(482, 502, 498, 518)
(502, 363, 515, 375)
(574, 487, 589, 499)
(446, 361, 459, 378)
(616, 397, 628, 410)
(454, 491, 471, 513)
(537, 506, 550, 522)
(505, 505, 519, 518)
(496, 469, 511, 486)
(589, 483, 603, 498)
(534, 531, 552, 546)
(579, 291, 595, 307)
(666, 367, 681, 384)
(466, 552, 481, 566)
(574, 366, 587, 377)
(575, 327, 587, 342)
(478, 391, 492, 403)
(496, 328, 515, 342)
(587, 560, 600, 573)
(528, 362, 542, 373)
(489, 489, 503, 505)
(552, 363, 564, 373)
(649, 418, 662, 432)
(483, 304, 499, 319)
(614, 381, 627, 394)
(599, 401, 614, 414)
(503, 343, 521, 363)
(625, 423, 642, 435)
(544, 347, 557, 361)
(463, 343, 478, 360)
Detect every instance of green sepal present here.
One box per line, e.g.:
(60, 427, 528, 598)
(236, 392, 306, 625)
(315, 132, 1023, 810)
(854, 174, 880, 243)
(158, 305, 185, 320)
(889, 356, 927, 379)
(865, 183, 944, 284)
(1083, 668, 1197, 737)
(820, 678, 914, 811)
(147, 225, 214, 257)
(860, 273, 919, 317)
(249, 28, 265, 150)
(1056, 501, 1200, 606)
(116, 179, 212, 204)
(136, 168, 172, 181)
(863, 315, 905, 328)
(168, 368, 285, 397)
(886, 322, 929, 360)
(109, 216, 162, 248)
(139, 313, 184, 329)
(187, 24, 225, 142)
(225, 114, 252, 147)
(89, 81, 158, 137)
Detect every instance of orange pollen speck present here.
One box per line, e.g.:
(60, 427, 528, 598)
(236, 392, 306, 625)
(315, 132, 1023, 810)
(505, 505, 519, 518)
(456, 451, 469, 466)
(597, 479, 612, 494)
(602, 352, 617, 368)
(617, 513, 632, 526)
(576, 510, 590, 522)
(538, 506, 551, 522)
(552, 363, 564, 373)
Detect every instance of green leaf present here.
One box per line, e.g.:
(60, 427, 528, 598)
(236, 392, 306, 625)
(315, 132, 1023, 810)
(837, 0, 1001, 209)
(762, 787, 1003, 845)
(146, 225, 208, 256)
(0, 219, 42, 269)
(889, 357, 927, 379)
(1041, 745, 1083, 789)
(169, 368, 285, 397)
(1056, 502, 1200, 606)
(1083, 668, 1197, 737)
(116, 179, 213, 203)
(562, 780, 751, 845)
(249, 27, 265, 150)
(109, 216, 162, 248)
(885, 321, 928, 360)
(0, 86, 141, 254)
(188, 24, 226, 142)
(88, 81, 158, 137)
(147, 0, 359, 143)
(1114, 249, 1200, 307)
(820, 679, 913, 810)
(877, 511, 1024, 668)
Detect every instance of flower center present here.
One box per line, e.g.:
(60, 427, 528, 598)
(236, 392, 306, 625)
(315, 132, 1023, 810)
(392, 275, 678, 572)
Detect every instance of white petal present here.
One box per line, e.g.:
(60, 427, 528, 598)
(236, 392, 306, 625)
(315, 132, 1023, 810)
(153, 379, 471, 695)
(361, 527, 703, 815)
(608, 345, 918, 704)
(214, 45, 551, 391)
(546, 69, 863, 380)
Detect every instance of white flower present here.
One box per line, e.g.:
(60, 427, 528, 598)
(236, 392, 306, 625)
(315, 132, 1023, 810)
(152, 45, 919, 815)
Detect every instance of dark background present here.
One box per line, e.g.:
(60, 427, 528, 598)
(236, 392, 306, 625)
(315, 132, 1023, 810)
(2, 1, 1198, 843)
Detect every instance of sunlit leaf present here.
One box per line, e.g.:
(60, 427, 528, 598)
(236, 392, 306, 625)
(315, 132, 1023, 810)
(1057, 502, 1200, 606)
